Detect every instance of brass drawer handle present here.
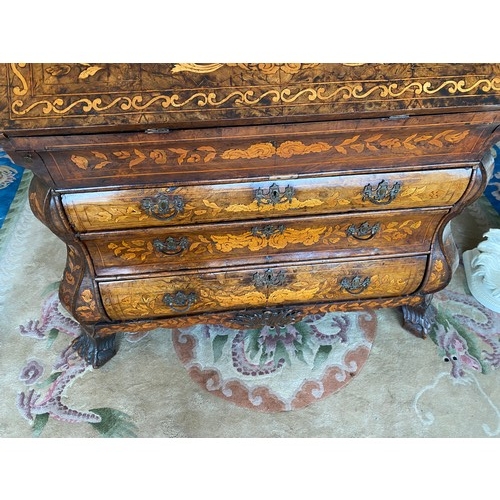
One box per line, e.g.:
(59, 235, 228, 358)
(140, 193, 185, 221)
(362, 180, 402, 205)
(252, 269, 287, 289)
(340, 276, 371, 295)
(346, 221, 381, 241)
(153, 236, 189, 256)
(251, 224, 285, 238)
(162, 291, 197, 313)
(254, 183, 294, 207)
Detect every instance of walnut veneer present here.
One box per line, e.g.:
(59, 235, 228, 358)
(1, 63, 500, 367)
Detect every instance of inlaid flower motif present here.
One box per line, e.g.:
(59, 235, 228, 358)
(150, 149, 168, 164)
(221, 142, 276, 160)
(70, 155, 89, 170)
(80, 289, 94, 303)
(19, 360, 44, 385)
(45, 64, 72, 77)
(171, 63, 319, 76)
(241, 63, 318, 75)
(276, 140, 332, 158)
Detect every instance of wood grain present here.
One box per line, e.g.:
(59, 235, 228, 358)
(2, 63, 500, 134)
(62, 167, 472, 231)
(84, 209, 447, 276)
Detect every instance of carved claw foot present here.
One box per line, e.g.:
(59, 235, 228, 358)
(71, 329, 117, 368)
(401, 295, 436, 339)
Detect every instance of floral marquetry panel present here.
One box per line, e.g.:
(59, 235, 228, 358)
(62, 168, 472, 232)
(1, 63, 500, 133)
(84, 209, 447, 276)
(13, 111, 494, 189)
(99, 256, 427, 321)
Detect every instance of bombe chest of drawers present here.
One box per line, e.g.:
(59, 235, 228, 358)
(2, 63, 500, 368)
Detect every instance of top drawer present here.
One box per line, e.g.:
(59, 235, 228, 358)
(62, 167, 472, 232)
(7, 111, 498, 189)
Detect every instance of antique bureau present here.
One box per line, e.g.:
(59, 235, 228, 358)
(1, 63, 500, 368)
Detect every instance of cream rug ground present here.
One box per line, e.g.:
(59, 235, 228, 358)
(1, 172, 500, 438)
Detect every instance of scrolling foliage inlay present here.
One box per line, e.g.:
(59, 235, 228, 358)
(7, 64, 500, 123)
(68, 130, 470, 172)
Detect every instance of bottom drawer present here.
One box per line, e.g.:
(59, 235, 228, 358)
(99, 256, 427, 320)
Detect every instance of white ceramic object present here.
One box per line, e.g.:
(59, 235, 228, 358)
(463, 228, 500, 313)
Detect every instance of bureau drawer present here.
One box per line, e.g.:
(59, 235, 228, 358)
(99, 255, 427, 320)
(18, 111, 496, 189)
(85, 209, 447, 276)
(62, 167, 472, 232)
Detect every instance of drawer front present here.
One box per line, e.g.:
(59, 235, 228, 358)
(63, 167, 471, 232)
(99, 256, 427, 320)
(30, 114, 491, 189)
(86, 209, 447, 276)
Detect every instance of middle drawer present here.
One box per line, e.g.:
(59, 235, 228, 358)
(84, 208, 448, 276)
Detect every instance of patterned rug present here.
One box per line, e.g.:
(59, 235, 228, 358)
(171, 311, 376, 412)
(14, 291, 378, 436)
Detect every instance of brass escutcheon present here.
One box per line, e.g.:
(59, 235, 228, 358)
(254, 183, 294, 206)
(251, 224, 286, 238)
(362, 180, 401, 205)
(252, 269, 287, 289)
